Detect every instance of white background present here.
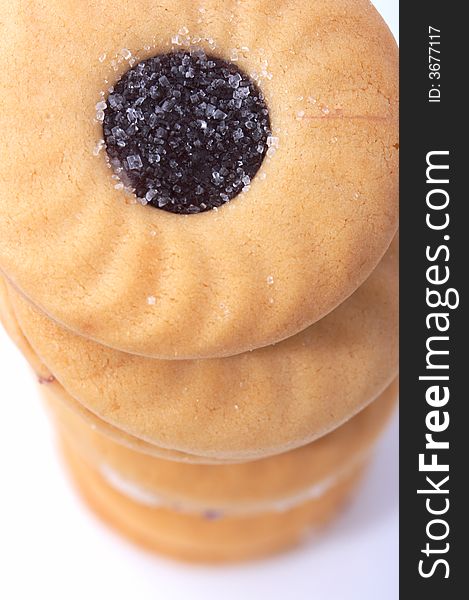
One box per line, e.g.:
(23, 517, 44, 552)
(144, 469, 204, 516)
(0, 2, 398, 599)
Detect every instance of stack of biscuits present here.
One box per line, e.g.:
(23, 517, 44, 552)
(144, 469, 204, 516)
(0, 0, 398, 563)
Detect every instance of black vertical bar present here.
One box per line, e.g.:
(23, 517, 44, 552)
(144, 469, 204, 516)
(400, 1, 465, 596)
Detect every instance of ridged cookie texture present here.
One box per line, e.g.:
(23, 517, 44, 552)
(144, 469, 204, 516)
(45, 379, 397, 515)
(0, 0, 398, 359)
(4, 239, 398, 460)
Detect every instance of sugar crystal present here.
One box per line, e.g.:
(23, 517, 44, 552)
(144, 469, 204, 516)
(93, 139, 105, 156)
(102, 50, 271, 214)
(127, 155, 143, 170)
(267, 135, 279, 148)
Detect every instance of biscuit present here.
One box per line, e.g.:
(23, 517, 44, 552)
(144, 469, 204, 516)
(45, 379, 397, 513)
(0, 278, 53, 383)
(4, 239, 398, 460)
(0, 0, 398, 359)
(61, 438, 368, 563)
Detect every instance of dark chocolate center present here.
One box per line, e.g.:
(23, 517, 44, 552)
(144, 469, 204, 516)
(103, 50, 271, 214)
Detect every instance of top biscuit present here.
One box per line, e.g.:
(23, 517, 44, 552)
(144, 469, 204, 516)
(0, 0, 398, 358)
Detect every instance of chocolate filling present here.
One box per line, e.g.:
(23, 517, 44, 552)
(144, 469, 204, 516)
(103, 50, 271, 214)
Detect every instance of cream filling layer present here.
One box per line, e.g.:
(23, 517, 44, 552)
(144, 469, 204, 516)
(98, 450, 368, 518)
